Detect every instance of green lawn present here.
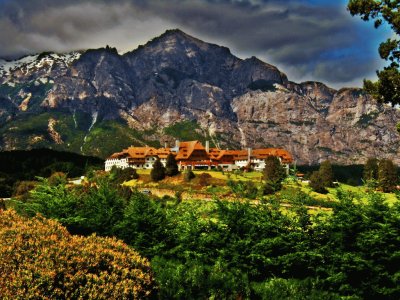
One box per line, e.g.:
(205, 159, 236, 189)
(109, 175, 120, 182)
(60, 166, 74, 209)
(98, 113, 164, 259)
(193, 170, 263, 181)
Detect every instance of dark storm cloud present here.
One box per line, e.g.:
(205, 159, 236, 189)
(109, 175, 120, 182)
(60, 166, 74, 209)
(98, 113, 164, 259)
(0, 0, 387, 87)
(140, 0, 383, 85)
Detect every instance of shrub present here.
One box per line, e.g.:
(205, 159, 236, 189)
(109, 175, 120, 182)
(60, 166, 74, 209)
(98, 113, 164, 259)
(112, 167, 139, 184)
(12, 180, 37, 198)
(252, 278, 341, 300)
(48, 171, 68, 186)
(227, 180, 259, 199)
(198, 172, 212, 186)
(17, 177, 125, 236)
(0, 210, 156, 299)
(184, 170, 195, 182)
(115, 192, 168, 258)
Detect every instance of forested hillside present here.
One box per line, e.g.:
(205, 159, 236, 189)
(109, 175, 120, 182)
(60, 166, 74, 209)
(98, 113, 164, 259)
(0, 149, 103, 197)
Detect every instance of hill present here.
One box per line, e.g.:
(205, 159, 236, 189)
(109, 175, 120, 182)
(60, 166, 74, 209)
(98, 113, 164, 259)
(0, 149, 103, 197)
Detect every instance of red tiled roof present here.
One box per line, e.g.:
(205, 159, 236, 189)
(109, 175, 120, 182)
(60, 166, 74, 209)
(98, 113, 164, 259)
(107, 142, 293, 165)
(156, 148, 175, 159)
(175, 141, 206, 160)
(125, 147, 158, 159)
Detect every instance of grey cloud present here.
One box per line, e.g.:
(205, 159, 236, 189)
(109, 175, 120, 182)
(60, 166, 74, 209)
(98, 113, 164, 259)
(0, 0, 385, 87)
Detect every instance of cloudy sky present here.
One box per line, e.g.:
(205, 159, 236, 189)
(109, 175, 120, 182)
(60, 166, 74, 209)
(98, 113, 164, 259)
(0, 0, 392, 88)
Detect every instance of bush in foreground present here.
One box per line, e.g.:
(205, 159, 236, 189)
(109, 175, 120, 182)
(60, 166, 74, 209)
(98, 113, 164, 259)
(0, 210, 156, 299)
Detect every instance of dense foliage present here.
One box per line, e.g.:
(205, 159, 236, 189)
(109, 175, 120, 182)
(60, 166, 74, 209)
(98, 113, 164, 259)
(109, 166, 139, 184)
(348, 0, 400, 105)
(298, 164, 365, 186)
(0, 149, 103, 197)
(0, 209, 155, 299)
(361, 158, 398, 192)
(11, 173, 400, 299)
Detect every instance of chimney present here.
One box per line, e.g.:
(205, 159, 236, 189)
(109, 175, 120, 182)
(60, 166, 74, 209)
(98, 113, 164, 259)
(175, 140, 180, 148)
(247, 148, 252, 163)
(205, 140, 210, 153)
(164, 142, 168, 149)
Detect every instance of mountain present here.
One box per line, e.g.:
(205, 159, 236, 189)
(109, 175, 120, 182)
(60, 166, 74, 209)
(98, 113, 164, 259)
(0, 29, 399, 165)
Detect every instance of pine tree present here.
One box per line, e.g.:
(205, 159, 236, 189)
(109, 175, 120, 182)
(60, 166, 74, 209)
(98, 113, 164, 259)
(309, 161, 334, 194)
(319, 160, 334, 188)
(363, 158, 379, 181)
(263, 156, 286, 194)
(378, 159, 398, 192)
(151, 158, 166, 182)
(309, 171, 328, 194)
(165, 153, 179, 176)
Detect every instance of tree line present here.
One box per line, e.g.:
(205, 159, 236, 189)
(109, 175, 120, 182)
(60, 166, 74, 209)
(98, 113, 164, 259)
(0, 149, 103, 197)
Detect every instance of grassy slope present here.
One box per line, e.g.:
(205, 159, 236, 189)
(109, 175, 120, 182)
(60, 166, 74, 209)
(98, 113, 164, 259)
(0, 112, 164, 158)
(1, 113, 231, 159)
(126, 170, 398, 207)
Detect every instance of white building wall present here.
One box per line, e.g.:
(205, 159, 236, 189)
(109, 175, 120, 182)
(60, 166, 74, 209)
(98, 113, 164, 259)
(253, 159, 265, 171)
(143, 156, 158, 169)
(104, 158, 129, 171)
(235, 160, 248, 168)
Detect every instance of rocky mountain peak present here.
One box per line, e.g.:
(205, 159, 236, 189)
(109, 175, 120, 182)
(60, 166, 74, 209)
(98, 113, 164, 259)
(0, 29, 399, 165)
(143, 29, 215, 52)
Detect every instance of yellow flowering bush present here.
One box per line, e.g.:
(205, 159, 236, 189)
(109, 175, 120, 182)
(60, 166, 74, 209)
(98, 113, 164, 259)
(0, 210, 156, 299)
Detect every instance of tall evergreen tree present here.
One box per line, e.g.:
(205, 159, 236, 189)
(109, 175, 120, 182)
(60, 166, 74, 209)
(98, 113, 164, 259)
(309, 161, 334, 194)
(263, 156, 286, 194)
(363, 157, 379, 181)
(309, 171, 328, 194)
(319, 160, 334, 188)
(378, 159, 398, 192)
(151, 158, 166, 182)
(165, 153, 179, 176)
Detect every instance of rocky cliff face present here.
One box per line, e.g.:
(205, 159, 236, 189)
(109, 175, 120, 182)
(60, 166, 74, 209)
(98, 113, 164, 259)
(232, 86, 400, 164)
(0, 29, 399, 164)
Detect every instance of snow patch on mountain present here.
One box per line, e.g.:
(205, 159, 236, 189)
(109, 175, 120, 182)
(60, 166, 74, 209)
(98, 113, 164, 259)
(0, 52, 82, 78)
